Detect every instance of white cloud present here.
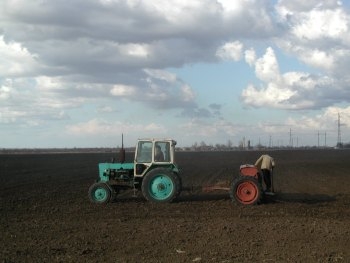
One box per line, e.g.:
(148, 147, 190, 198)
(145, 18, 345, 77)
(242, 83, 296, 109)
(241, 47, 340, 110)
(110, 84, 137, 97)
(0, 80, 13, 100)
(143, 69, 177, 83)
(67, 119, 115, 135)
(291, 8, 348, 40)
(244, 48, 256, 67)
(285, 116, 325, 130)
(276, 0, 342, 20)
(275, 1, 350, 77)
(216, 41, 243, 61)
(119, 43, 150, 58)
(0, 75, 84, 127)
(255, 47, 280, 82)
(285, 0, 340, 10)
(0, 107, 27, 124)
(35, 76, 64, 91)
(180, 119, 222, 138)
(142, 69, 197, 109)
(178, 119, 241, 145)
(282, 72, 316, 90)
(142, 0, 207, 25)
(97, 106, 114, 113)
(0, 36, 39, 77)
(181, 84, 196, 102)
(283, 105, 350, 136)
(324, 106, 350, 127)
(217, 0, 242, 13)
(302, 49, 335, 70)
(66, 119, 167, 136)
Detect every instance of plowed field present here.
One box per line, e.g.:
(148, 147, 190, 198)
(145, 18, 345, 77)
(1, 149, 350, 262)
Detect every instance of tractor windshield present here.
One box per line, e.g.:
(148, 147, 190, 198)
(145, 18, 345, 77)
(136, 141, 152, 163)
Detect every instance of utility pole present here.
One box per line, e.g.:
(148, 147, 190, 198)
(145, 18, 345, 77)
(337, 113, 342, 147)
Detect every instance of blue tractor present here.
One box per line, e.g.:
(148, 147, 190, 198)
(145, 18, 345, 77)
(88, 138, 181, 204)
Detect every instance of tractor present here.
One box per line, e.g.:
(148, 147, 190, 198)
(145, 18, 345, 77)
(88, 137, 271, 205)
(88, 138, 181, 204)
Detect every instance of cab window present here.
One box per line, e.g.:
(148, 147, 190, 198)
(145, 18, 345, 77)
(154, 142, 170, 162)
(136, 141, 152, 163)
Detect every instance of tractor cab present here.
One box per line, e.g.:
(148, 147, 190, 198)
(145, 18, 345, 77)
(134, 139, 177, 177)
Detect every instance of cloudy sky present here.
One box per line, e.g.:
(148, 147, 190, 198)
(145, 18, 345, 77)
(1, 0, 350, 148)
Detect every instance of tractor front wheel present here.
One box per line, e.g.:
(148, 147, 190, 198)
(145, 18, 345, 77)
(141, 168, 180, 203)
(88, 183, 111, 204)
(230, 176, 262, 205)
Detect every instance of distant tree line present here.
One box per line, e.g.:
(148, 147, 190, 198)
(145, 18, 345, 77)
(177, 140, 350, 151)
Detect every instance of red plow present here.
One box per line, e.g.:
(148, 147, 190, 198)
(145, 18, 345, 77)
(202, 164, 268, 205)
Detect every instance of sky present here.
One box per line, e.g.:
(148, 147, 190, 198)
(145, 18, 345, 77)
(1, 0, 350, 148)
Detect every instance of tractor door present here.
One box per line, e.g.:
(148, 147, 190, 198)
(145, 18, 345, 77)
(134, 140, 152, 176)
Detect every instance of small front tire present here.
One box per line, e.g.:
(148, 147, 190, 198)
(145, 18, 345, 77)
(88, 183, 111, 204)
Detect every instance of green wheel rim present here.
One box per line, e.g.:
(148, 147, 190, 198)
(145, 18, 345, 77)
(149, 174, 174, 200)
(93, 187, 109, 202)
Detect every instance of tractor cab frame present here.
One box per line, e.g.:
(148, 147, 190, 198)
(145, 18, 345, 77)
(134, 139, 178, 177)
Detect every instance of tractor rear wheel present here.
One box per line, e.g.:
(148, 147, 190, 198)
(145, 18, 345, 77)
(230, 176, 262, 205)
(141, 168, 180, 203)
(88, 183, 111, 204)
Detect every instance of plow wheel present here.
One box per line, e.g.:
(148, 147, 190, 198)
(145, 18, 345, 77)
(88, 183, 111, 204)
(141, 168, 180, 203)
(230, 176, 262, 205)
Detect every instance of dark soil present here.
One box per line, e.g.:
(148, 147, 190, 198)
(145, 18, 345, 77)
(1, 149, 350, 262)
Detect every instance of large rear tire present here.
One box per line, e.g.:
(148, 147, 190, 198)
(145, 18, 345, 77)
(230, 176, 262, 205)
(88, 183, 111, 204)
(141, 168, 180, 203)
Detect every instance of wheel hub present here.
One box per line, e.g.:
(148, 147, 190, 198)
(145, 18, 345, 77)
(236, 181, 258, 204)
(157, 183, 166, 191)
(95, 188, 107, 200)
